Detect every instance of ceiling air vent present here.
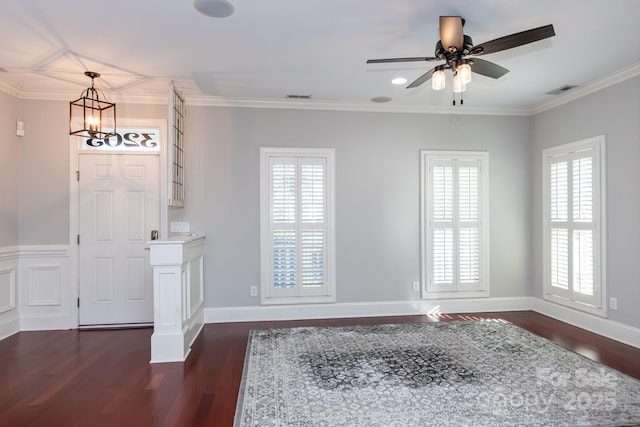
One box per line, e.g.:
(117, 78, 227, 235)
(286, 94, 312, 100)
(547, 85, 578, 95)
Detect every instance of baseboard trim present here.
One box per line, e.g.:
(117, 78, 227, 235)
(531, 298, 640, 349)
(20, 314, 72, 331)
(204, 297, 640, 350)
(204, 297, 532, 324)
(0, 317, 20, 340)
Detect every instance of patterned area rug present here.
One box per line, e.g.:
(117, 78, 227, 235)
(234, 321, 640, 426)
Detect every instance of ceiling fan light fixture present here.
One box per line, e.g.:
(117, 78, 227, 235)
(458, 61, 472, 84)
(453, 73, 466, 93)
(366, 16, 556, 106)
(194, 0, 234, 18)
(432, 68, 446, 90)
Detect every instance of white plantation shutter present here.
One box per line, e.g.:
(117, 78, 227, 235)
(432, 228, 454, 284)
(432, 163, 454, 287)
(273, 230, 296, 288)
(300, 161, 325, 289)
(301, 229, 324, 286)
(573, 230, 593, 295)
(549, 157, 570, 296)
(261, 148, 335, 304)
(271, 160, 297, 289)
(543, 137, 604, 314)
(458, 163, 480, 289)
(459, 227, 479, 284)
(550, 228, 569, 290)
(570, 150, 597, 305)
(573, 156, 593, 222)
(422, 152, 489, 298)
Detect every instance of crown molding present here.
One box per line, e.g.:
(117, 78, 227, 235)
(185, 95, 532, 116)
(0, 79, 22, 98)
(531, 62, 640, 115)
(3, 63, 638, 116)
(13, 90, 169, 105)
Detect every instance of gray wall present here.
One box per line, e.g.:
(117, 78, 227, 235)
(173, 107, 532, 307)
(0, 91, 20, 246)
(18, 100, 70, 244)
(531, 75, 640, 328)
(8, 80, 638, 329)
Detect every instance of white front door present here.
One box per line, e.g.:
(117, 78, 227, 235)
(78, 153, 159, 325)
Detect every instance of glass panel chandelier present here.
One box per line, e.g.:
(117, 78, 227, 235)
(69, 71, 116, 139)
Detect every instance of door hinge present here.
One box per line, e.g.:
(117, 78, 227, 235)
(77, 297, 80, 308)
(76, 170, 80, 181)
(77, 234, 80, 245)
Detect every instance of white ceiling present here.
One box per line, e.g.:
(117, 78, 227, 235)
(1, 0, 639, 114)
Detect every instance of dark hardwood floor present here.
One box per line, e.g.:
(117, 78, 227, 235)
(0, 311, 638, 426)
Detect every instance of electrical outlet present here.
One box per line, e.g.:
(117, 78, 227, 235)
(412, 281, 420, 292)
(609, 297, 618, 311)
(170, 221, 190, 233)
(250, 286, 258, 297)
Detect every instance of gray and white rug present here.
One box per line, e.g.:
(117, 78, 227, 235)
(234, 320, 640, 426)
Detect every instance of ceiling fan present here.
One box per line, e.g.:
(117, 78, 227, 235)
(367, 16, 555, 102)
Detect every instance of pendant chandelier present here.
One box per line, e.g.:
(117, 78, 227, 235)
(69, 71, 116, 139)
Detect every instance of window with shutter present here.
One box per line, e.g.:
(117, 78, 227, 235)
(543, 136, 605, 316)
(260, 148, 335, 304)
(167, 82, 185, 207)
(420, 151, 489, 299)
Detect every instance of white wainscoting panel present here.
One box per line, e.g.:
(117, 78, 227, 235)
(27, 264, 62, 306)
(0, 247, 20, 339)
(0, 268, 16, 313)
(19, 245, 72, 331)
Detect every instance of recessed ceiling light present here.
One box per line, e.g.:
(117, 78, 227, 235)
(391, 77, 407, 85)
(371, 96, 392, 103)
(194, 0, 234, 18)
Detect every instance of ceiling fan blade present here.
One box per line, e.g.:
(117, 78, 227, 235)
(472, 24, 555, 56)
(406, 67, 436, 89)
(439, 16, 464, 52)
(366, 57, 438, 64)
(470, 58, 509, 79)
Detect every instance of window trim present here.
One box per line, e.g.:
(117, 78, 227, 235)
(542, 135, 607, 317)
(259, 147, 336, 305)
(420, 150, 490, 299)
